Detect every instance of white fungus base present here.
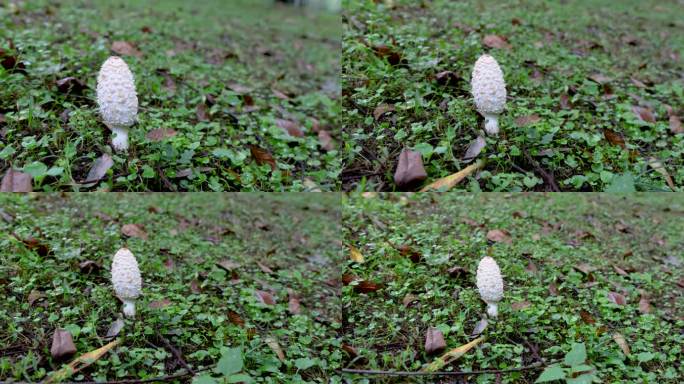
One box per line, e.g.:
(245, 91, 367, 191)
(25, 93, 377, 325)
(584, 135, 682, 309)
(110, 126, 130, 152)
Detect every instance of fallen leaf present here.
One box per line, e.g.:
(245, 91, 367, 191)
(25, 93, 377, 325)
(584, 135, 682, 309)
(526, 261, 538, 274)
(647, 157, 675, 190)
(249, 145, 277, 171)
(163, 257, 175, 271)
(227, 310, 244, 327)
(579, 310, 595, 324)
(423, 337, 485, 372)
(515, 114, 541, 127)
(255, 290, 276, 305)
(51, 329, 77, 360)
(574, 263, 596, 274)
(275, 119, 304, 137)
(447, 265, 468, 278)
(548, 282, 559, 296)
(149, 299, 172, 309)
(189, 280, 201, 294)
(56, 77, 86, 94)
(607, 292, 627, 306)
(402, 293, 418, 307)
(670, 115, 683, 134)
(271, 88, 290, 100)
(425, 327, 446, 354)
(420, 160, 485, 192)
(350, 246, 364, 263)
(46, 339, 120, 383)
(141, 26, 152, 33)
(435, 70, 460, 86)
(353, 280, 380, 293)
(196, 103, 210, 121)
(82, 154, 114, 187)
(602, 129, 626, 148)
(373, 103, 395, 120)
(13, 233, 50, 256)
(487, 229, 512, 244)
(105, 319, 125, 339)
(146, 128, 177, 142)
(288, 291, 301, 315)
(342, 343, 359, 358)
(227, 83, 252, 94)
(511, 301, 531, 311)
(588, 73, 611, 84)
(111, 41, 142, 57)
(613, 265, 629, 276)
(394, 149, 427, 188)
(121, 224, 148, 240)
(483, 34, 511, 49)
(257, 262, 274, 274)
(217, 259, 240, 271)
(471, 317, 488, 337)
(638, 296, 651, 314)
(559, 93, 571, 109)
(265, 337, 286, 361)
(463, 136, 486, 163)
(632, 106, 656, 123)
(28, 290, 44, 306)
(612, 333, 631, 356)
(318, 130, 335, 151)
(372, 44, 403, 65)
(1, 168, 32, 192)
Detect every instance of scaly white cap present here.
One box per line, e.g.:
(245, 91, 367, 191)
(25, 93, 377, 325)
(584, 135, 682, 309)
(476, 256, 503, 318)
(111, 247, 142, 318)
(96, 56, 138, 151)
(471, 54, 506, 135)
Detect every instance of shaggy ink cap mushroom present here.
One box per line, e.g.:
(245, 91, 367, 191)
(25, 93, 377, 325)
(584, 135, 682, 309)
(111, 247, 142, 318)
(476, 256, 503, 318)
(96, 56, 138, 151)
(471, 54, 506, 136)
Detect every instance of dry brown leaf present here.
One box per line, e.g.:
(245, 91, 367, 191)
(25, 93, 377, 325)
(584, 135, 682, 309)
(217, 259, 240, 271)
(638, 296, 651, 314)
(420, 160, 484, 192)
(149, 299, 172, 309)
(288, 292, 301, 315)
(257, 262, 274, 274)
(559, 93, 571, 109)
(111, 41, 142, 57)
(603, 129, 626, 148)
(579, 310, 595, 324)
(548, 282, 559, 296)
(1, 168, 32, 192)
(255, 290, 276, 305)
(196, 103, 210, 122)
(318, 130, 335, 151)
(424, 327, 446, 354)
(249, 145, 277, 171)
(515, 114, 541, 127)
(82, 154, 113, 187)
(487, 229, 512, 244)
(51, 329, 77, 360)
(227, 83, 252, 94)
(607, 292, 627, 306)
(79, 260, 101, 274)
(265, 337, 286, 361)
(28, 290, 44, 306)
(276, 119, 304, 137)
(402, 293, 418, 307)
(613, 265, 629, 276)
(121, 224, 148, 240)
(56, 77, 86, 94)
(146, 128, 177, 142)
(463, 136, 486, 163)
(612, 333, 631, 356)
(483, 34, 511, 49)
(632, 106, 656, 123)
(373, 103, 395, 120)
(574, 263, 596, 274)
(670, 115, 683, 134)
(647, 157, 675, 190)
(227, 310, 245, 327)
(471, 317, 488, 337)
(511, 301, 531, 311)
(190, 280, 201, 294)
(588, 73, 611, 84)
(394, 148, 427, 188)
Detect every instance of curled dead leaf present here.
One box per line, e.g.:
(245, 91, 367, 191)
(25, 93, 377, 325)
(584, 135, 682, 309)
(121, 223, 148, 240)
(1, 168, 32, 192)
(249, 145, 277, 171)
(483, 34, 511, 49)
(486, 229, 512, 244)
(146, 128, 177, 142)
(111, 41, 142, 57)
(373, 103, 395, 120)
(607, 292, 627, 306)
(463, 136, 486, 163)
(51, 329, 77, 360)
(515, 114, 541, 127)
(276, 119, 304, 137)
(425, 327, 446, 354)
(255, 290, 276, 305)
(632, 105, 656, 123)
(394, 149, 427, 189)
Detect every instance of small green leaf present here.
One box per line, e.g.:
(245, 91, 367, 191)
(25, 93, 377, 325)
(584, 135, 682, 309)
(228, 373, 253, 383)
(192, 375, 218, 384)
(535, 364, 565, 383)
(566, 373, 596, 384)
(294, 357, 316, 371)
(564, 343, 587, 366)
(216, 347, 243, 376)
(636, 352, 655, 362)
(605, 173, 636, 192)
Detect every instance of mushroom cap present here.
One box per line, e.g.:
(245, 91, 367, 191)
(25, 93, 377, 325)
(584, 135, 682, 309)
(471, 54, 506, 115)
(111, 248, 141, 301)
(96, 56, 138, 128)
(476, 256, 503, 303)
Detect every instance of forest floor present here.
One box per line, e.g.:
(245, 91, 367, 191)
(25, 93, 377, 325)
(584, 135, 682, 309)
(0, 0, 341, 192)
(341, 0, 684, 192)
(342, 193, 684, 383)
(0, 193, 342, 383)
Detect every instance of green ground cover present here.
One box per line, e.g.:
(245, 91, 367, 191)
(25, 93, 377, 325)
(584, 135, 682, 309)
(341, 0, 684, 191)
(0, 0, 341, 191)
(0, 193, 342, 383)
(342, 193, 684, 383)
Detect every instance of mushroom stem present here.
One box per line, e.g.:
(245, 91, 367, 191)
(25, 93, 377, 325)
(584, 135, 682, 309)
(110, 126, 129, 152)
(484, 114, 499, 136)
(122, 300, 136, 318)
(486, 302, 498, 318)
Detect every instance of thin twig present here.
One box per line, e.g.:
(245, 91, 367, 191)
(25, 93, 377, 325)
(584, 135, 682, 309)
(340, 359, 558, 377)
(157, 332, 195, 374)
(53, 366, 212, 384)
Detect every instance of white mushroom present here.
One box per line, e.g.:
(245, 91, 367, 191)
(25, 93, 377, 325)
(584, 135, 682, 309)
(111, 247, 142, 318)
(471, 54, 506, 136)
(96, 56, 138, 151)
(476, 256, 503, 318)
